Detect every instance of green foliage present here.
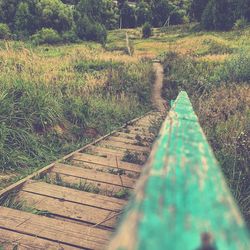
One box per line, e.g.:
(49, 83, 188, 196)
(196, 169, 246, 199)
(61, 30, 79, 43)
(113, 188, 130, 199)
(190, 0, 209, 21)
(200, 0, 250, 31)
(201, 0, 234, 31)
(142, 22, 152, 38)
(237, 0, 250, 22)
(122, 151, 143, 165)
(234, 18, 249, 30)
(136, 1, 152, 26)
(218, 51, 250, 82)
(0, 45, 153, 174)
(75, 13, 107, 44)
(0, 22, 10, 39)
(31, 28, 62, 45)
(121, 2, 136, 28)
(162, 47, 250, 225)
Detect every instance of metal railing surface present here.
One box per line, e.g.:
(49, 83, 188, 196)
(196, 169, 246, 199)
(108, 91, 250, 250)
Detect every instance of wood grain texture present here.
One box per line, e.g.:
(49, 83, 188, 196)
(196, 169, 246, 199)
(22, 181, 126, 211)
(0, 206, 111, 249)
(108, 91, 250, 250)
(72, 153, 142, 173)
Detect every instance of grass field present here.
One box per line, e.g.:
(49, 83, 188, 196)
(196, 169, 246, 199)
(1, 23, 249, 225)
(0, 40, 154, 189)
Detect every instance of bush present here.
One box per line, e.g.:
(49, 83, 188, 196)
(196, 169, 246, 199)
(233, 18, 248, 30)
(217, 51, 250, 82)
(89, 23, 107, 45)
(142, 22, 152, 38)
(0, 23, 11, 39)
(61, 30, 79, 43)
(31, 28, 62, 45)
(76, 16, 107, 44)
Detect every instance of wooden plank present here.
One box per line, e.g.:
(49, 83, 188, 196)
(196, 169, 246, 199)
(107, 136, 149, 146)
(22, 181, 126, 211)
(114, 132, 153, 141)
(88, 145, 125, 158)
(48, 173, 129, 196)
(108, 91, 250, 250)
(0, 228, 78, 250)
(72, 153, 142, 173)
(17, 191, 120, 228)
(119, 128, 152, 137)
(101, 141, 150, 153)
(52, 163, 136, 188)
(0, 206, 111, 249)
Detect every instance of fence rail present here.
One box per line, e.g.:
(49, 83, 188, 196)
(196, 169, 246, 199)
(108, 91, 249, 250)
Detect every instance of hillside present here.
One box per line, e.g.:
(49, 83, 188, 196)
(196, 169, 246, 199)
(0, 0, 249, 246)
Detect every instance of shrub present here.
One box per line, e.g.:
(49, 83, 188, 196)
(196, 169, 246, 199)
(233, 18, 249, 30)
(89, 22, 107, 45)
(31, 28, 62, 45)
(0, 23, 11, 39)
(76, 15, 107, 44)
(217, 51, 250, 82)
(61, 30, 79, 43)
(142, 22, 152, 38)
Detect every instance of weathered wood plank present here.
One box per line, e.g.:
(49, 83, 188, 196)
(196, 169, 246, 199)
(52, 163, 136, 188)
(0, 206, 111, 249)
(72, 153, 142, 173)
(109, 91, 250, 250)
(88, 145, 126, 158)
(0, 228, 78, 250)
(22, 181, 126, 211)
(17, 191, 119, 228)
(107, 136, 149, 147)
(101, 141, 150, 153)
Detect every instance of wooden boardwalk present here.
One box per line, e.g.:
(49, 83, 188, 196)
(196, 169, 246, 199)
(0, 111, 162, 250)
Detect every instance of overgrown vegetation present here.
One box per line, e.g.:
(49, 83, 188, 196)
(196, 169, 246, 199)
(0, 42, 153, 188)
(122, 150, 144, 165)
(159, 26, 250, 225)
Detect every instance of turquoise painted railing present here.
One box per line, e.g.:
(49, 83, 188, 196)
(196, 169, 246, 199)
(109, 91, 249, 250)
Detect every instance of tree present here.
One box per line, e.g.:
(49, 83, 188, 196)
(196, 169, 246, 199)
(14, 2, 32, 37)
(0, 23, 11, 39)
(151, 0, 173, 27)
(75, 0, 107, 43)
(190, 0, 209, 21)
(237, 0, 250, 21)
(35, 0, 74, 32)
(120, 2, 136, 28)
(142, 22, 152, 38)
(136, 1, 152, 26)
(201, 0, 234, 30)
(0, 0, 19, 29)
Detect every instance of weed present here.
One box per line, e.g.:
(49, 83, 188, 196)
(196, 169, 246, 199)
(108, 168, 126, 175)
(113, 189, 130, 199)
(42, 174, 100, 194)
(0, 191, 52, 217)
(122, 151, 144, 165)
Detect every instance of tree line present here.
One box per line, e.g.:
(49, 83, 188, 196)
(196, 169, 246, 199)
(0, 0, 249, 44)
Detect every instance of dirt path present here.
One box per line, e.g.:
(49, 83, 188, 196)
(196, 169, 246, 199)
(152, 62, 166, 112)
